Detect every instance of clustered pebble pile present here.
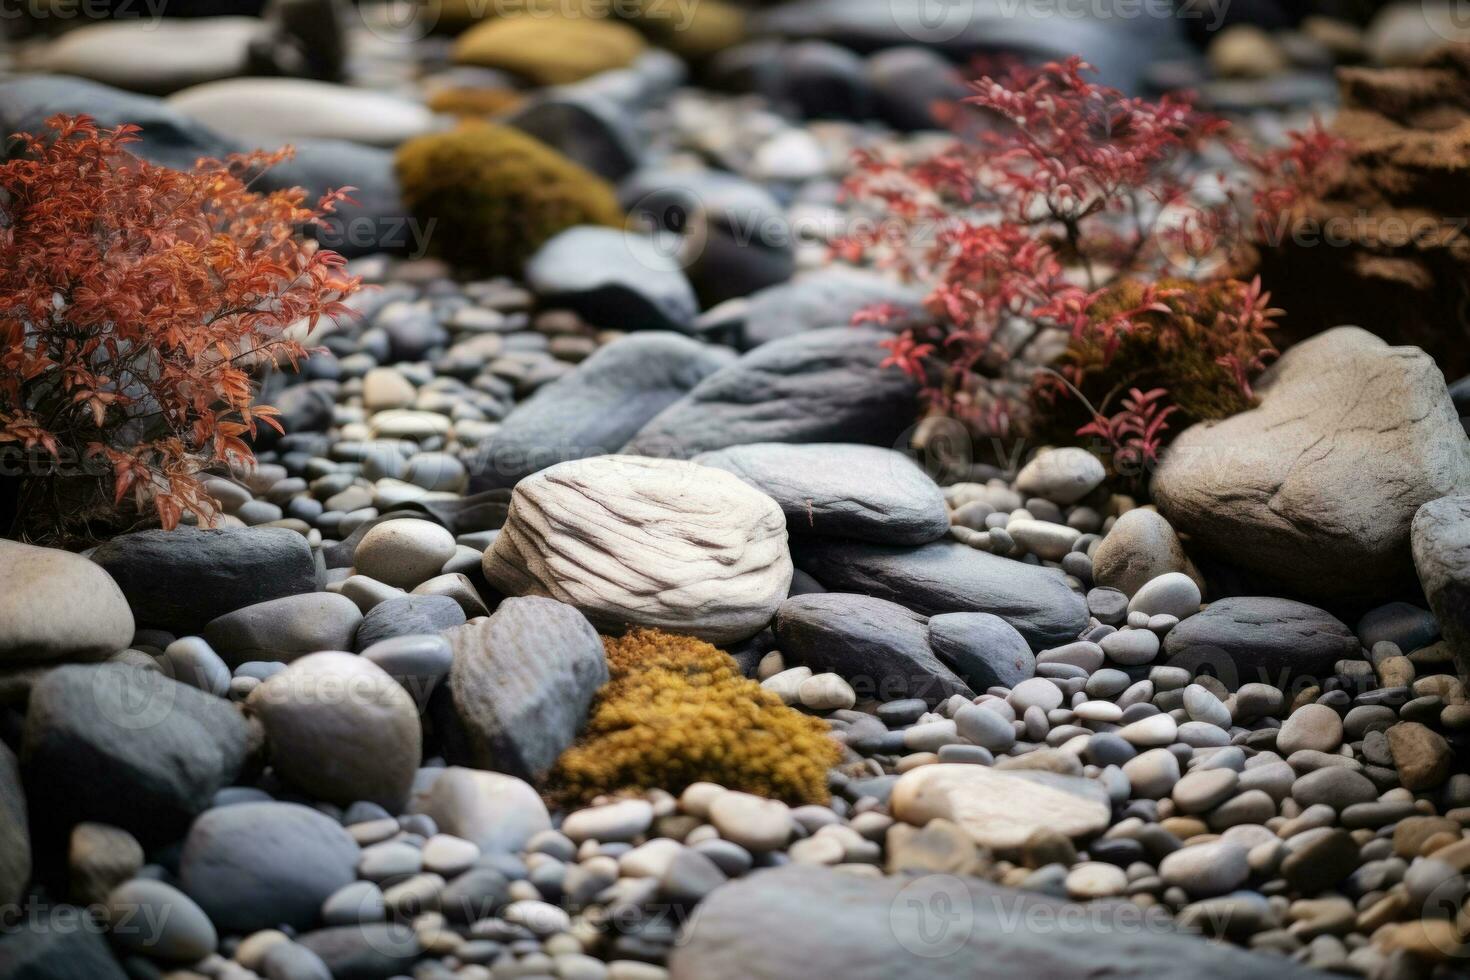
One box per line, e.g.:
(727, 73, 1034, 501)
(4, 347, 1466, 978)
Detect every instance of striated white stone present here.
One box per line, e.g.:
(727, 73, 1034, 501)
(891, 764, 1111, 850)
(482, 456, 792, 643)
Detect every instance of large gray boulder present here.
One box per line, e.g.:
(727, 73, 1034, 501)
(1153, 328, 1470, 600)
(22, 665, 250, 844)
(670, 866, 1324, 980)
(793, 539, 1087, 649)
(0, 540, 133, 666)
(90, 526, 318, 635)
(1411, 495, 1470, 679)
(470, 333, 734, 491)
(436, 597, 608, 781)
(773, 594, 972, 706)
(1161, 597, 1361, 690)
(695, 443, 948, 546)
(623, 327, 921, 458)
(483, 456, 792, 644)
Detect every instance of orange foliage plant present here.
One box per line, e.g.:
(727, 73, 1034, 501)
(0, 115, 360, 539)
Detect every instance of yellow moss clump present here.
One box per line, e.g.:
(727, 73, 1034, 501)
(552, 629, 841, 806)
(425, 86, 524, 118)
(622, 0, 745, 61)
(452, 13, 646, 86)
(395, 122, 623, 275)
(427, 0, 743, 61)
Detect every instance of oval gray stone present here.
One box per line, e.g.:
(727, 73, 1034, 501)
(695, 442, 949, 546)
(435, 597, 607, 781)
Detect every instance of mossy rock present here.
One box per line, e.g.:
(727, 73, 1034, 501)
(428, 0, 743, 61)
(395, 122, 623, 275)
(452, 13, 646, 86)
(424, 85, 524, 118)
(622, 0, 745, 61)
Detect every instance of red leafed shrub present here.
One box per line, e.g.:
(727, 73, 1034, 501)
(0, 115, 360, 540)
(840, 56, 1343, 476)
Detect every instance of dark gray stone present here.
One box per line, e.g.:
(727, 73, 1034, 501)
(927, 612, 1036, 691)
(793, 539, 1087, 649)
(695, 443, 948, 545)
(355, 595, 466, 652)
(204, 592, 362, 667)
(1161, 597, 1361, 690)
(780, 41, 873, 119)
(752, 0, 1190, 94)
(251, 379, 337, 451)
(621, 169, 794, 308)
(180, 802, 359, 934)
(670, 865, 1323, 980)
(772, 593, 972, 706)
(525, 227, 699, 333)
(507, 88, 640, 180)
(435, 597, 608, 781)
(0, 911, 127, 980)
(0, 743, 29, 909)
(469, 333, 734, 491)
(261, 941, 333, 980)
(439, 867, 510, 923)
(1356, 601, 1439, 654)
(90, 526, 318, 635)
(296, 924, 422, 980)
(711, 267, 925, 351)
(22, 665, 249, 845)
(624, 327, 921, 458)
(0, 76, 404, 257)
(1412, 495, 1470, 680)
(0, 74, 231, 171)
(269, 138, 405, 258)
(866, 46, 968, 131)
